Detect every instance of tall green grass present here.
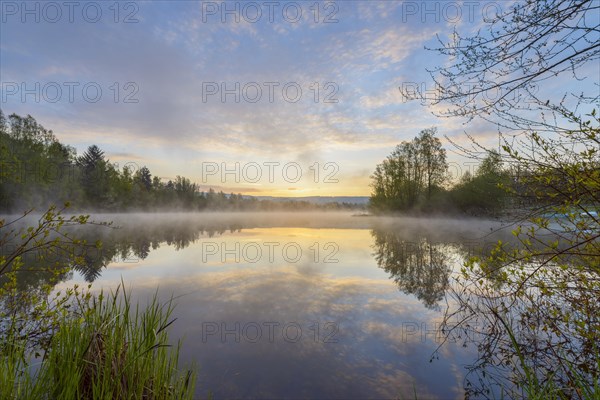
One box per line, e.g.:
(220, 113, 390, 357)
(0, 285, 196, 399)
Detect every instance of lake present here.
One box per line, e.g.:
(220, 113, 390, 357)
(46, 212, 514, 399)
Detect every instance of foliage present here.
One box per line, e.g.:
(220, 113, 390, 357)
(450, 110, 599, 396)
(449, 150, 511, 215)
(0, 208, 196, 399)
(369, 128, 448, 213)
(369, 129, 511, 215)
(0, 205, 107, 349)
(0, 111, 80, 210)
(415, 0, 600, 397)
(0, 110, 363, 212)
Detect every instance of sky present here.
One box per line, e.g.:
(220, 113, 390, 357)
(1, 0, 590, 197)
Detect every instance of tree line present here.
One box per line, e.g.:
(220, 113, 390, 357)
(369, 128, 511, 215)
(0, 110, 362, 213)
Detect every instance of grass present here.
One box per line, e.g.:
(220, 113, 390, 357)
(0, 284, 196, 399)
(488, 306, 600, 400)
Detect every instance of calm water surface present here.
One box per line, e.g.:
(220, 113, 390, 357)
(53, 212, 512, 399)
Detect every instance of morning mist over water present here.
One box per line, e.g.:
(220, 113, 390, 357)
(49, 212, 513, 399)
(2, 0, 598, 398)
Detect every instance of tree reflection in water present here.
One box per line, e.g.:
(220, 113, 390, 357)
(371, 228, 452, 309)
(7, 215, 570, 398)
(1, 221, 243, 290)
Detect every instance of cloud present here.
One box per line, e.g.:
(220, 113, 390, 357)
(0, 0, 513, 195)
(107, 152, 146, 161)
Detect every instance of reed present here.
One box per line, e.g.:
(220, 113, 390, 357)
(0, 284, 196, 399)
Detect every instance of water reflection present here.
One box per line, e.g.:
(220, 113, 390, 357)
(372, 229, 452, 309)
(0, 219, 244, 288)
(82, 258, 465, 399)
(4, 213, 521, 398)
